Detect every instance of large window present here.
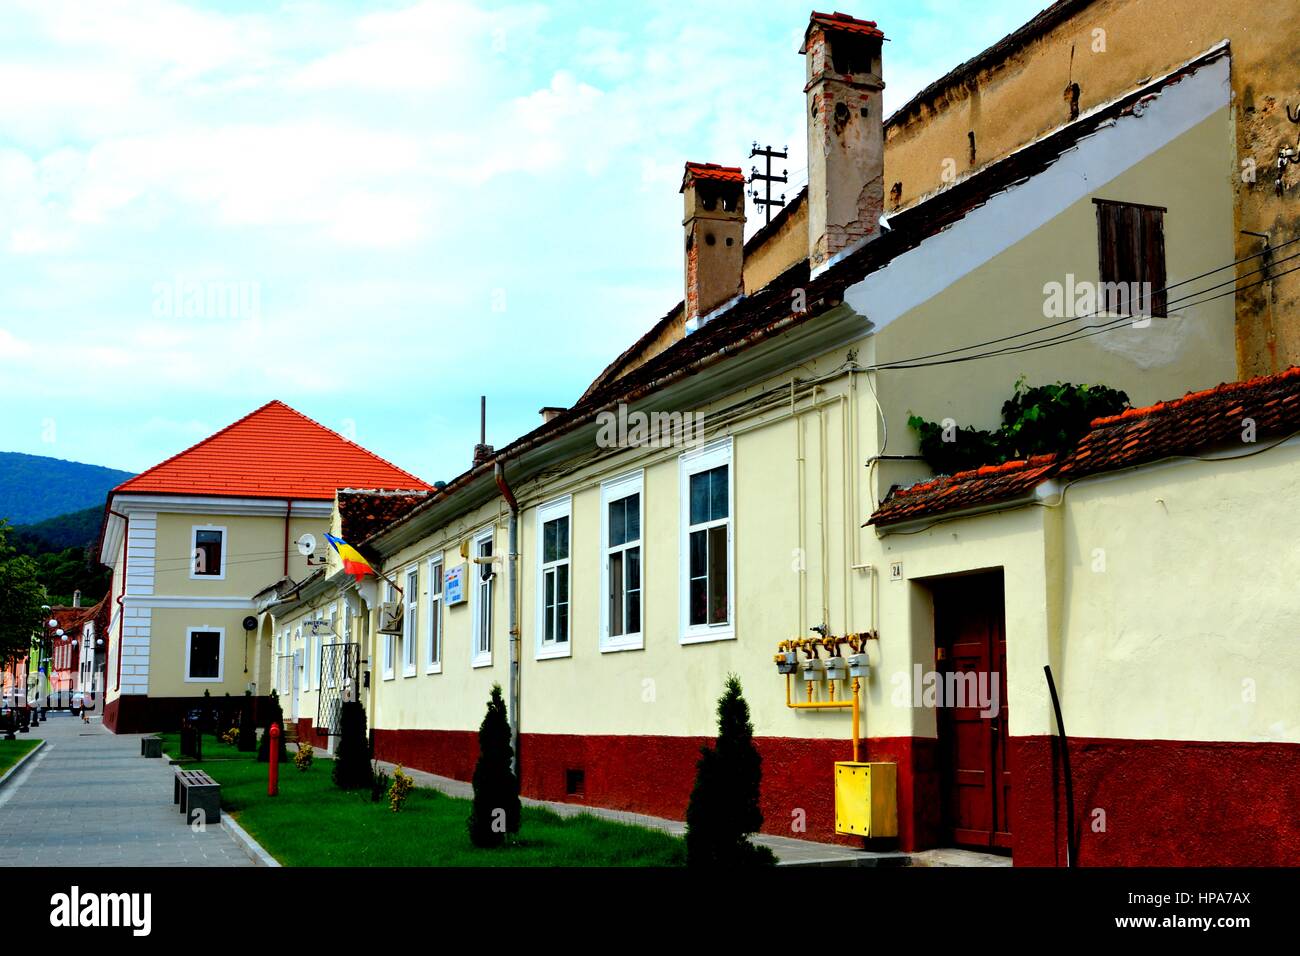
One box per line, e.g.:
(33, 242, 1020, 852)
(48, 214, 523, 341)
(383, 582, 396, 680)
(601, 472, 643, 652)
(472, 528, 494, 667)
(536, 497, 572, 659)
(427, 556, 443, 673)
(1094, 198, 1167, 317)
(327, 606, 339, 689)
(185, 627, 223, 681)
(403, 566, 418, 676)
(191, 526, 225, 579)
(680, 439, 734, 643)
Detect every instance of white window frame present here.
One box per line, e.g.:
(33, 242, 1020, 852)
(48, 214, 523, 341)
(184, 626, 225, 682)
(679, 438, 735, 644)
(327, 605, 339, 689)
(382, 582, 396, 680)
(426, 554, 444, 674)
(535, 495, 573, 660)
(306, 624, 316, 691)
(600, 471, 644, 652)
(403, 565, 419, 677)
(189, 525, 227, 581)
(471, 526, 495, 668)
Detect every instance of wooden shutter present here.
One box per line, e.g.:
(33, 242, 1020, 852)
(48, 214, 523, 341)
(1094, 199, 1167, 317)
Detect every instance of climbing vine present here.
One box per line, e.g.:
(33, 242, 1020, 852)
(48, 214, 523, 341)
(908, 379, 1130, 475)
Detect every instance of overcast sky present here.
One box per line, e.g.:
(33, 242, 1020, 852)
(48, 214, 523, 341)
(0, 0, 1050, 482)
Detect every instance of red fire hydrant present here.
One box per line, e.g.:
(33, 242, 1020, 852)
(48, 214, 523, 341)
(268, 722, 280, 796)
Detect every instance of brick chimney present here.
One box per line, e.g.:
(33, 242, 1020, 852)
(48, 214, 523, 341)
(681, 162, 746, 326)
(800, 12, 886, 273)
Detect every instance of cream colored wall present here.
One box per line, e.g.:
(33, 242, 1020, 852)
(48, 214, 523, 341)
(152, 511, 323, 597)
(143, 607, 261, 698)
(1052, 445, 1300, 743)
(873, 109, 1237, 497)
(874, 438, 1300, 746)
(367, 497, 511, 733)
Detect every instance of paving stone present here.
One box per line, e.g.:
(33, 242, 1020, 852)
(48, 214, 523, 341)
(0, 715, 253, 867)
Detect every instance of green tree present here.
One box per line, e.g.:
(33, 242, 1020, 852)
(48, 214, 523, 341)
(0, 522, 45, 666)
(685, 675, 777, 867)
(467, 683, 520, 848)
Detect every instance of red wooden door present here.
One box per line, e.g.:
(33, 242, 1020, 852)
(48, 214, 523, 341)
(935, 573, 1011, 850)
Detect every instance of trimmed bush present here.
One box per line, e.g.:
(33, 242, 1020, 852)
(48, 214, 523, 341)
(685, 675, 777, 867)
(467, 683, 520, 847)
(257, 689, 289, 763)
(332, 700, 371, 790)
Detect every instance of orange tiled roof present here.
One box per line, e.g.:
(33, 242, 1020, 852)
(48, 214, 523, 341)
(808, 11, 885, 39)
(681, 162, 745, 192)
(869, 367, 1300, 526)
(112, 400, 430, 501)
(338, 490, 431, 544)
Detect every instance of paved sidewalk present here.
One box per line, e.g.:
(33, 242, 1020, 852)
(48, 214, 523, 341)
(0, 714, 253, 867)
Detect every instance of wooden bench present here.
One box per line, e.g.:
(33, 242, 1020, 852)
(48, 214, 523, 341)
(173, 769, 221, 825)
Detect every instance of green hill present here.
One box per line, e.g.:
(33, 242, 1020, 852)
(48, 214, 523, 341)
(11, 505, 104, 552)
(0, 451, 133, 525)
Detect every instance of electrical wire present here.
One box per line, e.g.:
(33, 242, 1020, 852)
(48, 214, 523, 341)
(869, 235, 1300, 371)
(874, 261, 1300, 372)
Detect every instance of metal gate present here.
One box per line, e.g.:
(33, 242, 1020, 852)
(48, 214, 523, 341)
(317, 642, 360, 737)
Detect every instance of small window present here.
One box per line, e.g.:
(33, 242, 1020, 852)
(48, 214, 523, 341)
(601, 473, 643, 652)
(403, 567, 419, 676)
(680, 439, 734, 643)
(427, 557, 443, 672)
(191, 527, 225, 578)
(536, 498, 572, 659)
(186, 629, 223, 681)
(327, 607, 338, 689)
(472, 529, 494, 667)
(1094, 199, 1167, 317)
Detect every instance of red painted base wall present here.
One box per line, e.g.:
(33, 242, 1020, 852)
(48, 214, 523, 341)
(1012, 735, 1300, 866)
(373, 729, 938, 849)
(373, 727, 1300, 864)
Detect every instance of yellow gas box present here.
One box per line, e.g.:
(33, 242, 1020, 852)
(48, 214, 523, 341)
(834, 762, 898, 837)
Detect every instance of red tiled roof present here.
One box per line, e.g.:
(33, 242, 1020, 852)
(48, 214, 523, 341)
(338, 490, 431, 544)
(681, 162, 745, 192)
(869, 367, 1300, 527)
(49, 605, 95, 634)
(112, 401, 430, 501)
(808, 11, 885, 38)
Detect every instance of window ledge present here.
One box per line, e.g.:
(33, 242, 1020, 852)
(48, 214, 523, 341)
(402, 665, 417, 678)
(471, 655, 493, 669)
(425, 663, 442, 675)
(680, 628, 735, 646)
(536, 644, 572, 661)
(382, 670, 395, 681)
(600, 637, 644, 654)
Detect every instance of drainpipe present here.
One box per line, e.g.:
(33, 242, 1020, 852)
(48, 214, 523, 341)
(283, 500, 293, 578)
(109, 509, 129, 693)
(494, 461, 521, 777)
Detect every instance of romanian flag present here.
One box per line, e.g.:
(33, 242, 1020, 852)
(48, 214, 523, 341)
(324, 533, 374, 581)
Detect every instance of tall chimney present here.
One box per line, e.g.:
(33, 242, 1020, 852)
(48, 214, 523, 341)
(681, 162, 746, 327)
(800, 12, 886, 273)
(73, 590, 81, 608)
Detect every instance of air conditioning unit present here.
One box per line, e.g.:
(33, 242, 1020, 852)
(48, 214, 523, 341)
(377, 602, 403, 635)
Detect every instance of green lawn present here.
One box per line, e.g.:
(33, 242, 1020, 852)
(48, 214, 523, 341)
(159, 733, 685, 867)
(0, 738, 40, 777)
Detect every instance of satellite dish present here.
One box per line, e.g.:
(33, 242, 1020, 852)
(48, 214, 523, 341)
(296, 533, 318, 557)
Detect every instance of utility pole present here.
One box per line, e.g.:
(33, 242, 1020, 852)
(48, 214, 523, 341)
(749, 143, 788, 225)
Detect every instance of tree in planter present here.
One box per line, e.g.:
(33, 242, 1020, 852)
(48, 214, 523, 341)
(332, 700, 371, 790)
(685, 675, 777, 867)
(237, 691, 257, 752)
(467, 683, 520, 848)
(257, 689, 289, 763)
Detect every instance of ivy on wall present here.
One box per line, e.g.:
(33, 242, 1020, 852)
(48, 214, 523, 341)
(908, 379, 1131, 475)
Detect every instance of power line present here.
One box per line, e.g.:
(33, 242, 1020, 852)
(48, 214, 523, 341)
(870, 235, 1299, 372)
